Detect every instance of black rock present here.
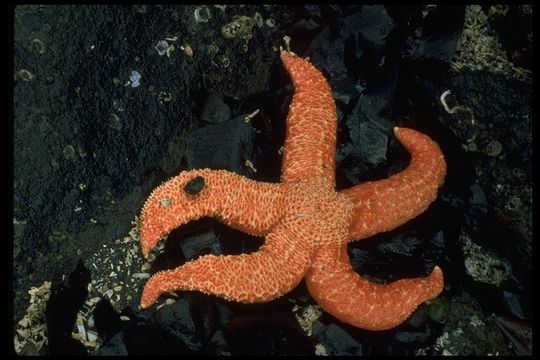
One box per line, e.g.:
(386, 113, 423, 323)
(312, 321, 362, 356)
(489, 314, 532, 356)
(224, 315, 315, 355)
(467, 183, 488, 223)
(185, 114, 263, 176)
(93, 298, 124, 342)
(200, 93, 232, 124)
(394, 326, 432, 344)
(151, 299, 204, 351)
(45, 259, 91, 355)
(92, 332, 128, 356)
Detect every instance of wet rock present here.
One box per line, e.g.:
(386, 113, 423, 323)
(339, 112, 391, 183)
(45, 260, 91, 355)
(402, 5, 465, 63)
(220, 299, 314, 355)
(432, 293, 510, 355)
(447, 70, 531, 279)
(102, 298, 207, 355)
(377, 234, 423, 257)
(93, 298, 124, 342)
(467, 183, 488, 222)
(106, 293, 235, 355)
(225, 315, 314, 355)
(312, 321, 362, 356)
(488, 314, 531, 355)
(329, 76, 360, 106)
(348, 224, 445, 288)
(501, 290, 526, 320)
(185, 113, 266, 176)
(207, 330, 230, 355)
(152, 299, 204, 351)
(200, 93, 231, 123)
(213, 220, 265, 256)
(178, 229, 221, 260)
(92, 332, 128, 355)
(343, 5, 395, 49)
(406, 304, 429, 328)
(488, 5, 532, 69)
(394, 326, 432, 344)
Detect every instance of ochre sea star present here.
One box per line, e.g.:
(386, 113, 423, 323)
(138, 50, 446, 331)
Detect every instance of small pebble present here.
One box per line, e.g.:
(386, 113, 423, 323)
(133, 273, 150, 279)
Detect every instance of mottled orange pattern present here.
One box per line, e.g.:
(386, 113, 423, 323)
(139, 50, 447, 331)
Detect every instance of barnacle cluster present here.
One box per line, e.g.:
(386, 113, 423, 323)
(451, 5, 531, 82)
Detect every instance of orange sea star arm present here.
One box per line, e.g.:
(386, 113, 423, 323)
(140, 218, 316, 308)
(342, 127, 446, 241)
(305, 243, 443, 331)
(140, 169, 287, 256)
(280, 51, 337, 185)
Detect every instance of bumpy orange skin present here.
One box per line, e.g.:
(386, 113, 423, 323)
(139, 50, 446, 331)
